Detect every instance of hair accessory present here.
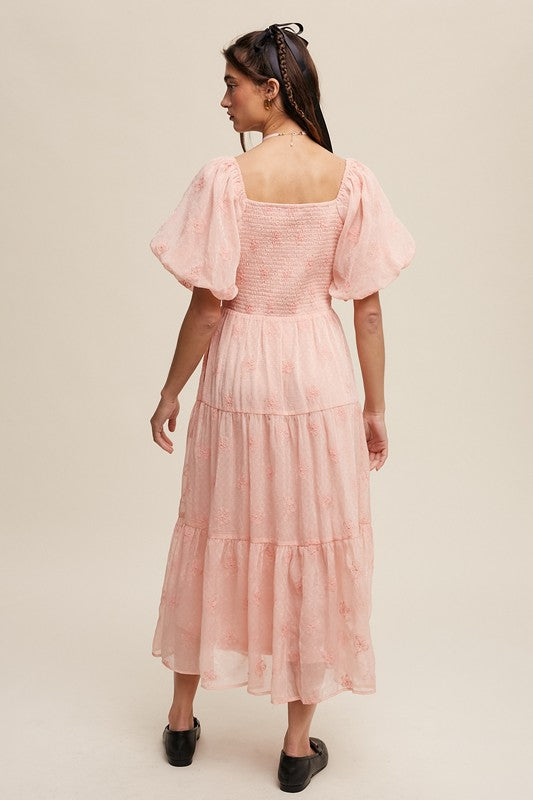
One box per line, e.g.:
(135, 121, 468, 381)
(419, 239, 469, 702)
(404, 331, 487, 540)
(254, 22, 332, 152)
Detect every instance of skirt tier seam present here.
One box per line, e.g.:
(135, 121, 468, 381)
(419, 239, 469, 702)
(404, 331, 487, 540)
(195, 397, 360, 417)
(176, 515, 371, 546)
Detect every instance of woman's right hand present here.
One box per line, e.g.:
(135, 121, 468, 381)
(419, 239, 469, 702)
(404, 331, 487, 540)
(362, 410, 388, 471)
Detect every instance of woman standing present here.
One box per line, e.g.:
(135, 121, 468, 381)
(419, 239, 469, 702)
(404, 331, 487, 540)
(149, 23, 416, 792)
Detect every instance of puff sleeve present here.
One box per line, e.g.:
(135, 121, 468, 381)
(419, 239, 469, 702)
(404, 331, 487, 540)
(149, 156, 244, 300)
(329, 160, 416, 300)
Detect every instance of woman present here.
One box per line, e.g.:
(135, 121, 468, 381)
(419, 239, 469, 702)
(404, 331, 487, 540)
(149, 22, 416, 792)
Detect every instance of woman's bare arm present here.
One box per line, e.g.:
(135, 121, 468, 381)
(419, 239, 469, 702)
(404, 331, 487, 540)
(150, 288, 222, 453)
(160, 289, 222, 401)
(353, 293, 385, 414)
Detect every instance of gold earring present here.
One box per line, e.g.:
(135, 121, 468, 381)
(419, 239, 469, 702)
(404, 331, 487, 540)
(264, 98, 272, 110)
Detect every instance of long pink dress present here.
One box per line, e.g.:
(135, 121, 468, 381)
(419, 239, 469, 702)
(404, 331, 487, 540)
(149, 155, 416, 705)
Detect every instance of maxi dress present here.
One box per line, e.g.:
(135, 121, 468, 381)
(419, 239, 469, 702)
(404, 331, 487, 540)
(149, 154, 416, 705)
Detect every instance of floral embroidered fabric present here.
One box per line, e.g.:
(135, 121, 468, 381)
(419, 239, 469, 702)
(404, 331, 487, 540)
(149, 155, 416, 704)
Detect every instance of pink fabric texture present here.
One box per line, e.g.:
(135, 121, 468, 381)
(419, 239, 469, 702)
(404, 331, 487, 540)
(149, 155, 416, 704)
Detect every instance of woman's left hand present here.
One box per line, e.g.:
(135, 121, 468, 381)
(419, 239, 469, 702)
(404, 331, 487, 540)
(150, 395, 180, 453)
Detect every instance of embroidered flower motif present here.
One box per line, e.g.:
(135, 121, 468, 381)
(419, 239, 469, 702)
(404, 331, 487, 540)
(223, 393, 233, 408)
(352, 635, 369, 652)
(340, 674, 353, 690)
(255, 657, 267, 676)
(328, 448, 339, 463)
(266, 394, 280, 412)
(307, 420, 320, 436)
(194, 175, 206, 192)
(342, 518, 356, 535)
(281, 359, 294, 373)
(321, 494, 333, 508)
(236, 474, 249, 489)
(306, 384, 320, 402)
(207, 595, 218, 610)
(202, 669, 217, 682)
(218, 436, 230, 451)
(338, 600, 351, 617)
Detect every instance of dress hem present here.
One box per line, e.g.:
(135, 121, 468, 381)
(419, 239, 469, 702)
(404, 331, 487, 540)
(152, 651, 376, 704)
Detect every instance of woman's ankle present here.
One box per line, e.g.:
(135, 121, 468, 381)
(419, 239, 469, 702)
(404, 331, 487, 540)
(168, 708, 194, 730)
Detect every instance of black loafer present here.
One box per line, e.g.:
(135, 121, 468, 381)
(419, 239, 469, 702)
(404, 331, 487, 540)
(162, 716, 201, 766)
(278, 736, 328, 792)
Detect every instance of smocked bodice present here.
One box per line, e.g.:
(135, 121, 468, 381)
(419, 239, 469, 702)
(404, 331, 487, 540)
(223, 201, 344, 316)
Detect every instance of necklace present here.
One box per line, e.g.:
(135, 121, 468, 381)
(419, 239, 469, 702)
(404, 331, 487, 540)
(262, 130, 307, 147)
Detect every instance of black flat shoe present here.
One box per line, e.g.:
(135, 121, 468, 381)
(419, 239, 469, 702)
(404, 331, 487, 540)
(278, 736, 328, 792)
(162, 716, 201, 767)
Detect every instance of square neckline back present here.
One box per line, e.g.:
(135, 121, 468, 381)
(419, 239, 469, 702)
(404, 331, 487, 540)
(230, 155, 351, 208)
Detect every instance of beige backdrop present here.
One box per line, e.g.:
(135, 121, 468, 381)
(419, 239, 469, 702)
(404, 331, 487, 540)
(2, 1, 531, 798)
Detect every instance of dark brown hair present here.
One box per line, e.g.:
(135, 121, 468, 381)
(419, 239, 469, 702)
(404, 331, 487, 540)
(222, 27, 328, 153)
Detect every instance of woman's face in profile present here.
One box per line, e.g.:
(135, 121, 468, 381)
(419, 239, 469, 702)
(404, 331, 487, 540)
(220, 63, 274, 133)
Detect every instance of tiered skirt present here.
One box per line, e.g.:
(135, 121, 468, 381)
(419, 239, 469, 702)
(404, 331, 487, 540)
(152, 306, 376, 704)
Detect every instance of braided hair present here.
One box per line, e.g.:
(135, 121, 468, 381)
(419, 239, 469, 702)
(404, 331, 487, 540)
(222, 25, 330, 153)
